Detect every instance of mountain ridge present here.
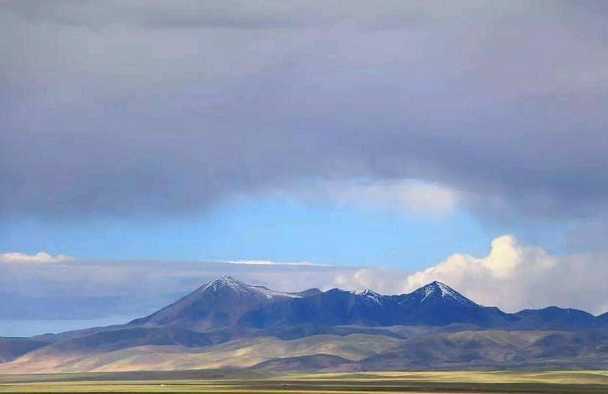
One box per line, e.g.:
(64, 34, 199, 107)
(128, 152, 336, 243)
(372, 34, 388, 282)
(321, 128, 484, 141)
(88, 276, 608, 333)
(1, 276, 607, 373)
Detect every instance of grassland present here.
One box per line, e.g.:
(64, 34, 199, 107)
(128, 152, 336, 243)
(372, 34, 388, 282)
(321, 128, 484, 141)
(1, 370, 608, 393)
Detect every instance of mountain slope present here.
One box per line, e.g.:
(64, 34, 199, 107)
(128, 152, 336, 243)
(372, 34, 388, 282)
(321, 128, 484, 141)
(359, 329, 608, 371)
(511, 307, 600, 330)
(395, 281, 513, 327)
(0, 338, 49, 363)
(0, 334, 402, 373)
(7, 329, 608, 373)
(240, 288, 404, 328)
(130, 276, 314, 330)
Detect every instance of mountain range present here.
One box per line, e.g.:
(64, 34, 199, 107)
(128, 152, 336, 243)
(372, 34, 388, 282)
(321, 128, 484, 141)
(1, 276, 608, 373)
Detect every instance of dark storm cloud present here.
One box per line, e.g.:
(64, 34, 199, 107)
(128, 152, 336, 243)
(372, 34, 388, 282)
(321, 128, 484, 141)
(1, 1, 608, 225)
(0, 0, 522, 30)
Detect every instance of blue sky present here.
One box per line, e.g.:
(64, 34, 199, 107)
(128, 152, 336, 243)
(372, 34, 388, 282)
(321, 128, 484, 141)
(2, 195, 494, 269)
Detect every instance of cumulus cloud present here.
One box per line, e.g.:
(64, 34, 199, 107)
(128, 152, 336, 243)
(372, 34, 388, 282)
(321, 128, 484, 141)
(401, 235, 608, 314)
(0, 251, 74, 264)
(329, 235, 608, 314)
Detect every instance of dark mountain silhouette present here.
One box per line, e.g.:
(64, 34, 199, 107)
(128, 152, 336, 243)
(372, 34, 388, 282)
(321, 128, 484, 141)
(510, 307, 600, 330)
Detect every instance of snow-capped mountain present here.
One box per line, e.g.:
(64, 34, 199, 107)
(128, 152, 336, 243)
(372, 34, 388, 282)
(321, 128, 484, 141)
(395, 281, 510, 326)
(131, 276, 604, 331)
(355, 289, 384, 305)
(241, 280, 511, 329)
(130, 276, 318, 330)
(406, 281, 478, 307)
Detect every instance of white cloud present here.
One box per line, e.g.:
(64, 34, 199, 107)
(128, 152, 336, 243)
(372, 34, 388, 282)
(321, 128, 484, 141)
(327, 235, 608, 315)
(331, 267, 408, 295)
(326, 179, 461, 217)
(0, 251, 74, 264)
(401, 235, 608, 314)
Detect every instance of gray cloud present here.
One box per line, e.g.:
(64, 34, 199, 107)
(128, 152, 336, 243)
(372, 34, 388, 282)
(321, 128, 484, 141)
(1, 1, 607, 237)
(1, 1, 531, 30)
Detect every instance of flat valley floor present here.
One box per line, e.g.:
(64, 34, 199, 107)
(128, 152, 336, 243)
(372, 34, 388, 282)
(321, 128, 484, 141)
(0, 370, 607, 393)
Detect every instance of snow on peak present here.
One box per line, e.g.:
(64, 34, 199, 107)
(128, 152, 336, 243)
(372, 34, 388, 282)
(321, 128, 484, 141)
(419, 281, 476, 306)
(251, 285, 303, 299)
(202, 276, 302, 299)
(203, 275, 249, 292)
(355, 289, 383, 304)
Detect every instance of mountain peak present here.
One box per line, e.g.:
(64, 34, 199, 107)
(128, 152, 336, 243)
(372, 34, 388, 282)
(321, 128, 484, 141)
(202, 275, 249, 292)
(132, 275, 282, 329)
(428, 280, 454, 293)
(413, 281, 477, 307)
(358, 288, 380, 296)
(357, 289, 383, 304)
(200, 276, 305, 300)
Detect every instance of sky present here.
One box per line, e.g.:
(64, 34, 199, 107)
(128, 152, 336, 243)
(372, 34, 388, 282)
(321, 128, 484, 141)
(1, 0, 608, 335)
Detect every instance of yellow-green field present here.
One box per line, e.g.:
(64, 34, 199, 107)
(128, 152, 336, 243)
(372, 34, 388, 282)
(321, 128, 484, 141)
(1, 370, 608, 393)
